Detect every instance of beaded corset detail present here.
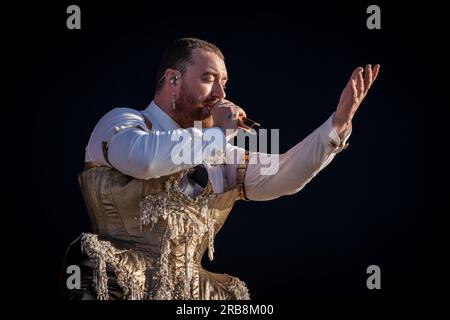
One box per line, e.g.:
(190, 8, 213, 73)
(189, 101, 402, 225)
(74, 166, 250, 300)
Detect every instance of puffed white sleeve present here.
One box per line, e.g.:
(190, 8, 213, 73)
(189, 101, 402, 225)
(224, 113, 352, 201)
(86, 108, 227, 179)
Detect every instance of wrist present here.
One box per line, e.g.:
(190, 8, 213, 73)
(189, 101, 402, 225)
(332, 113, 351, 137)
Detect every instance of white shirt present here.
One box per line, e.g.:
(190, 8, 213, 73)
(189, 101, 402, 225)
(85, 101, 351, 201)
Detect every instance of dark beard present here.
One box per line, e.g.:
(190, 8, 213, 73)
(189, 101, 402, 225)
(173, 85, 214, 129)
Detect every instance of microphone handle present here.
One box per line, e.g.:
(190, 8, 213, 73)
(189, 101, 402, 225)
(240, 117, 261, 129)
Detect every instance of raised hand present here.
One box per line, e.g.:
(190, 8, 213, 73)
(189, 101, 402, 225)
(333, 64, 380, 135)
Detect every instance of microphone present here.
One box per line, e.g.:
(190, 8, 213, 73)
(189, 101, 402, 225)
(240, 117, 261, 129)
(238, 117, 261, 135)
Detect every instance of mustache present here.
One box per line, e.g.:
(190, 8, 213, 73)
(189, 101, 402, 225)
(202, 97, 219, 105)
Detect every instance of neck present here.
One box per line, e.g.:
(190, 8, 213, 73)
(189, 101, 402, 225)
(154, 94, 176, 119)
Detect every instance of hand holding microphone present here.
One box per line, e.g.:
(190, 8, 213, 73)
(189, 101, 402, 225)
(212, 99, 260, 137)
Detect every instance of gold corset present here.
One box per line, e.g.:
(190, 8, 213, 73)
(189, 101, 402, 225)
(72, 162, 249, 300)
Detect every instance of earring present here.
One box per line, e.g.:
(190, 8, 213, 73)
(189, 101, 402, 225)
(172, 94, 176, 110)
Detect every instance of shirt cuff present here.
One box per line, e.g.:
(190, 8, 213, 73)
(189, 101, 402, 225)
(321, 113, 352, 153)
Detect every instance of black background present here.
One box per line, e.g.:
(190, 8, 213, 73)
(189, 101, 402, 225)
(6, 0, 447, 307)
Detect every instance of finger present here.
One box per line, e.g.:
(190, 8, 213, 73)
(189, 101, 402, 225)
(348, 67, 361, 95)
(237, 107, 247, 118)
(218, 102, 234, 111)
(216, 99, 232, 107)
(372, 64, 380, 82)
(364, 64, 373, 94)
(227, 108, 238, 119)
(221, 102, 239, 112)
(350, 67, 362, 82)
(351, 79, 358, 102)
(357, 68, 364, 99)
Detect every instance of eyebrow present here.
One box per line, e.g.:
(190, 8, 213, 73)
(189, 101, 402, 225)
(202, 71, 228, 81)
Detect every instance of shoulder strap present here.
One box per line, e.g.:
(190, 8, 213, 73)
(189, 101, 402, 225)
(85, 111, 153, 170)
(236, 150, 250, 201)
(142, 114, 153, 131)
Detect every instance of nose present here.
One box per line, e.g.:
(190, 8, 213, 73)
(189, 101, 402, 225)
(211, 81, 226, 100)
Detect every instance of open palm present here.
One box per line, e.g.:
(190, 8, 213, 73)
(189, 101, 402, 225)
(334, 64, 380, 135)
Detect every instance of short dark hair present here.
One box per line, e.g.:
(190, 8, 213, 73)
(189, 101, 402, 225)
(154, 38, 224, 93)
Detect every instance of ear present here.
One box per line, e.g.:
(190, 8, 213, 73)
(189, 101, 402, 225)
(165, 69, 182, 87)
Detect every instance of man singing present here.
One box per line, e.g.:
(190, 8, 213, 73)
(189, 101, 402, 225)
(62, 38, 379, 300)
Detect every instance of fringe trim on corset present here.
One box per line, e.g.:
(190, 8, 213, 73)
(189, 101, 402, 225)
(80, 233, 147, 300)
(139, 171, 214, 299)
(228, 277, 251, 300)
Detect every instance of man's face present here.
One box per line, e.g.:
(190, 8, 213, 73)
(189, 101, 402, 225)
(174, 49, 228, 128)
